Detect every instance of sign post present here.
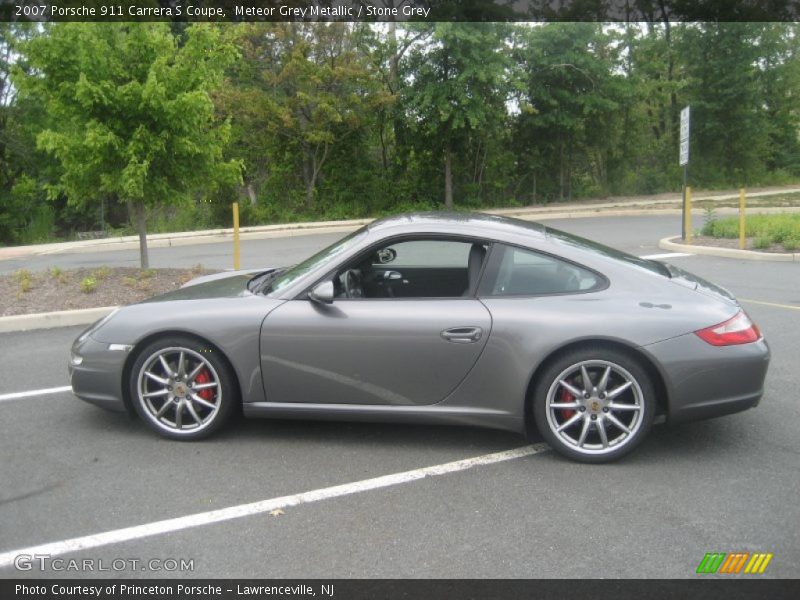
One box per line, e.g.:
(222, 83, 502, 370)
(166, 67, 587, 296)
(680, 106, 691, 241)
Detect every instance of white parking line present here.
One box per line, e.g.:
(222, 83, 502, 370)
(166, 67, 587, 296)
(0, 443, 549, 568)
(0, 386, 71, 403)
(640, 252, 693, 259)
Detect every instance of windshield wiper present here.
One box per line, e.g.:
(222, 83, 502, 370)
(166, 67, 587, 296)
(247, 269, 283, 294)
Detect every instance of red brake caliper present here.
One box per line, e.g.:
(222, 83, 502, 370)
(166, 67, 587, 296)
(559, 382, 575, 421)
(194, 370, 216, 403)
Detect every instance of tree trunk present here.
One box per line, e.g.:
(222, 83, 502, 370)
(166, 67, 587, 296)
(245, 182, 257, 206)
(444, 141, 453, 209)
(129, 199, 149, 269)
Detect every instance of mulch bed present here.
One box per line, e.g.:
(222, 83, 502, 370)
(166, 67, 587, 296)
(0, 266, 218, 317)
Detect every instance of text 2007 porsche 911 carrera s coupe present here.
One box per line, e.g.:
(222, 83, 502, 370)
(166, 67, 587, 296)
(69, 212, 770, 462)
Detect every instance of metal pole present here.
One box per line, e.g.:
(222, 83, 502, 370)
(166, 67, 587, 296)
(232, 202, 241, 271)
(681, 165, 688, 240)
(684, 186, 693, 244)
(739, 188, 746, 249)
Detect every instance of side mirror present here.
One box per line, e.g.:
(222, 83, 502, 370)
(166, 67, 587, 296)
(309, 280, 334, 304)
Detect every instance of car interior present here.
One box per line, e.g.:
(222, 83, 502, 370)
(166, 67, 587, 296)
(332, 238, 601, 299)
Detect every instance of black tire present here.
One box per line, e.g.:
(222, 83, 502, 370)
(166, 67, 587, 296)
(129, 336, 237, 440)
(532, 347, 655, 463)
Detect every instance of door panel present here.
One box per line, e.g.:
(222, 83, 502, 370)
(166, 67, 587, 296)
(260, 299, 491, 405)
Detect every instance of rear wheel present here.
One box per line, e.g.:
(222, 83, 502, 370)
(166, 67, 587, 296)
(533, 348, 655, 463)
(129, 336, 236, 440)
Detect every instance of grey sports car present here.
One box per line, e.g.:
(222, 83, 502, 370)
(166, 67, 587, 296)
(69, 212, 770, 462)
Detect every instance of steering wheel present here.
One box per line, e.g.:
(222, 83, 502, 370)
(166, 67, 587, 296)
(343, 269, 364, 298)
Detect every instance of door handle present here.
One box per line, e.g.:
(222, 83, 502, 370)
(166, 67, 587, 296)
(441, 326, 483, 343)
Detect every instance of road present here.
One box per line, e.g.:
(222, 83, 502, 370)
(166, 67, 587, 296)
(0, 213, 798, 579)
(0, 214, 676, 275)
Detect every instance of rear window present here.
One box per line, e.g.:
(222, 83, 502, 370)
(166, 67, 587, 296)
(545, 227, 670, 278)
(480, 245, 604, 297)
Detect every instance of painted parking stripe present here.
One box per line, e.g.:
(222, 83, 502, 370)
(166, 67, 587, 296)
(640, 252, 693, 259)
(0, 386, 71, 403)
(740, 298, 800, 312)
(0, 443, 549, 568)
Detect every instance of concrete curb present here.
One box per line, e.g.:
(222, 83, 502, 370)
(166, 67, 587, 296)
(659, 237, 799, 262)
(0, 306, 118, 334)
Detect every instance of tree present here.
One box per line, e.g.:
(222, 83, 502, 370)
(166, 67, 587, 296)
(404, 23, 512, 208)
(13, 23, 241, 267)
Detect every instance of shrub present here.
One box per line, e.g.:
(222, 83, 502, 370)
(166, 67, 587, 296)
(80, 277, 97, 293)
(92, 266, 111, 280)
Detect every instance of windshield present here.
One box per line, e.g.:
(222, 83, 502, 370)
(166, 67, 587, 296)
(265, 227, 369, 295)
(544, 227, 671, 278)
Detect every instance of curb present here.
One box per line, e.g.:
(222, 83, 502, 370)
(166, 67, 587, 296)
(659, 237, 799, 262)
(0, 306, 118, 334)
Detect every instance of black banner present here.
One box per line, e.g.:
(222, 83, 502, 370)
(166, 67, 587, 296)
(1, 0, 799, 23)
(3, 579, 800, 600)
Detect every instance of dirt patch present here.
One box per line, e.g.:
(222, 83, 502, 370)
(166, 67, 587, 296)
(687, 235, 796, 254)
(0, 266, 219, 317)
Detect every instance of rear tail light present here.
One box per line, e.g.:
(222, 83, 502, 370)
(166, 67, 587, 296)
(695, 311, 761, 346)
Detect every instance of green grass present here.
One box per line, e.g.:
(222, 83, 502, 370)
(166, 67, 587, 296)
(702, 213, 800, 250)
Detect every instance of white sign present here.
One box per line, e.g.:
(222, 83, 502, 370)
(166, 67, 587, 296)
(679, 106, 690, 165)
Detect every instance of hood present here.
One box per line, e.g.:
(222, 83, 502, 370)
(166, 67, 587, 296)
(140, 270, 262, 303)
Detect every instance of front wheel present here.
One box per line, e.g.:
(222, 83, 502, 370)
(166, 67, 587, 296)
(533, 348, 655, 463)
(129, 336, 237, 440)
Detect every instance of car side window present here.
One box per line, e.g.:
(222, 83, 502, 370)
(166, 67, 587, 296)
(335, 239, 488, 299)
(480, 244, 602, 297)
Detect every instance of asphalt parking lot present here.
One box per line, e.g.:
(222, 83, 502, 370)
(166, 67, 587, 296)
(1, 214, 798, 579)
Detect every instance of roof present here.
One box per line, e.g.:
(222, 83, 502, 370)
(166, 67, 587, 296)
(367, 211, 546, 239)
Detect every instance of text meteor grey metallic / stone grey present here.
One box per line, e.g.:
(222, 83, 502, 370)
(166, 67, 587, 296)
(68, 212, 770, 462)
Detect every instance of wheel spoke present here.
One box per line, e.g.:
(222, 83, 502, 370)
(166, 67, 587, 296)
(558, 379, 583, 400)
(556, 412, 583, 432)
(156, 396, 175, 418)
(580, 365, 592, 393)
(187, 362, 204, 383)
(607, 413, 632, 434)
(597, 418, 609, 448)
(177, 351, 186, 377)
(577, 417, 591, 447)
(608, 403, 640, 411)
(597, 366, 611, 392)
(192, 382, 218, 391)
(158, 355, 174, 377)
(606, 380, 633, 400)
(145, 371, 169, 385)
(175, 401, 184, 429)
(549, 402, 579, 409)
(185, 401, 203, 425)
(190, 393, 216, 410)
(143, 388, 170, 398)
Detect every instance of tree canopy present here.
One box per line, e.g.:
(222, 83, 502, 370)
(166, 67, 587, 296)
(0, 22, 798, 250)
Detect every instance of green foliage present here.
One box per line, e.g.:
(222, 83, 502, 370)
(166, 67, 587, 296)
(702, 213, 800, 250)
(0, 22, 799, 244)
(80, 276, 97, 293)
(12, 23, 242, 264)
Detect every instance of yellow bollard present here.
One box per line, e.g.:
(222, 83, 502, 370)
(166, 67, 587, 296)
(739, 188, 746, 249)
(684, 186, 692, 244)
(232, 202, 241, 271)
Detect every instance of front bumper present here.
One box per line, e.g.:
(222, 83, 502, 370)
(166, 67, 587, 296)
(69, 334, 129, 413)
(644, 333, 771, 423)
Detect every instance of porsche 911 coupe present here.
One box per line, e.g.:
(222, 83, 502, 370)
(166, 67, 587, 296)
(69, 212, 770, 462)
